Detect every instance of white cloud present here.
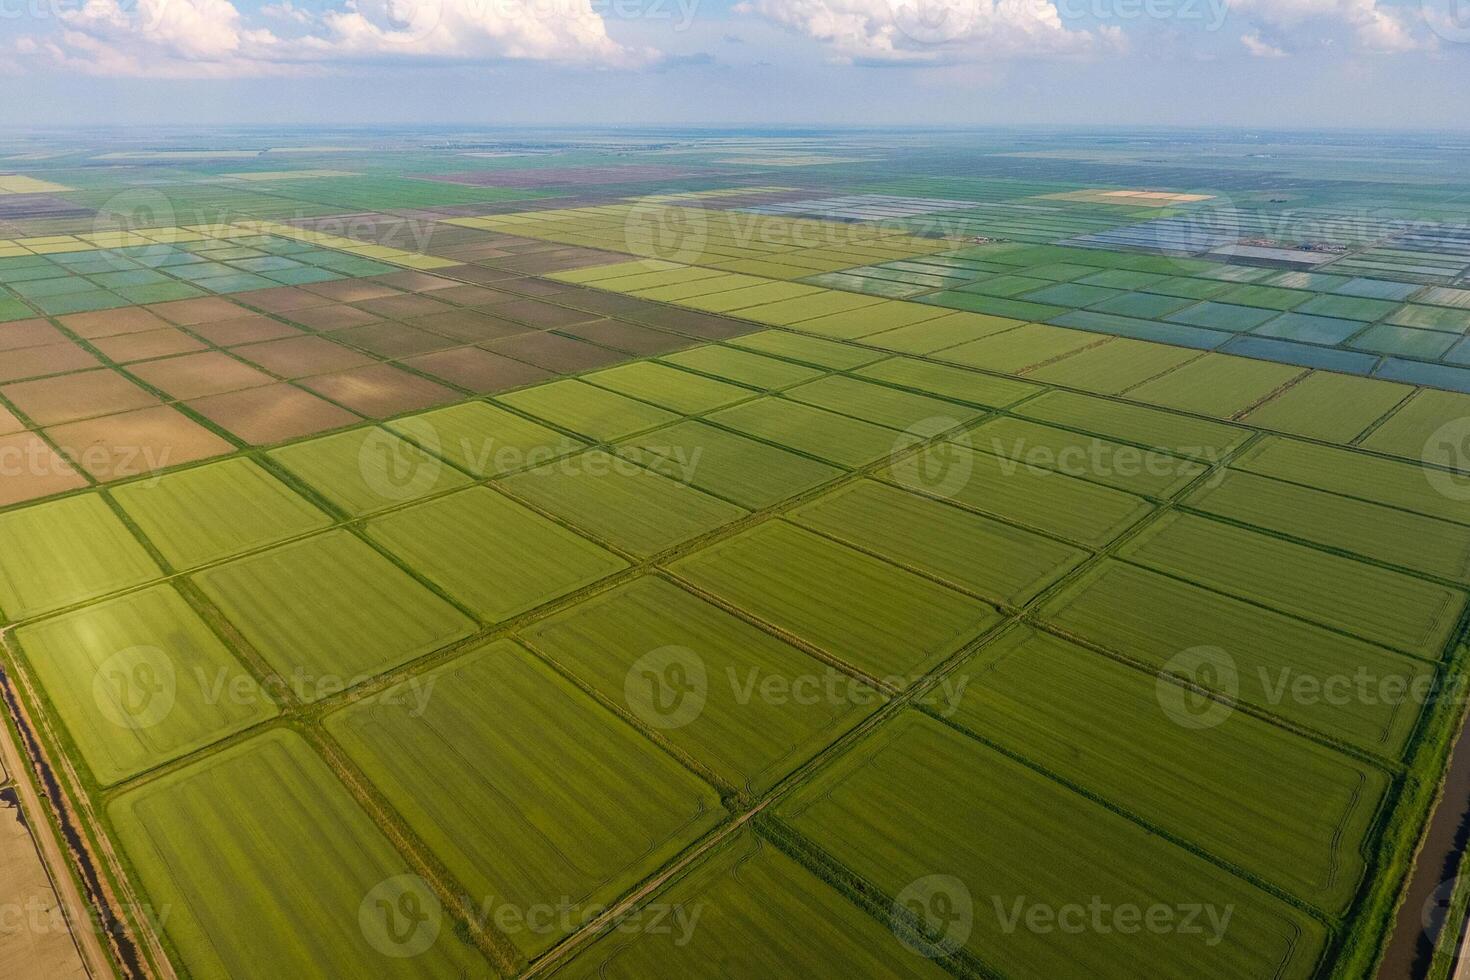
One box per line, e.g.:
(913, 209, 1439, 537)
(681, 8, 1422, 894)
(14, 0, 650, 76)
(306, 0, 643, 64)
(1229, 0, 1432, 54)
(17, 0, 291, 78)
(1240, 30, 1286, 57)
(733, 0, 1122, 64)
(261, 1, 314, 24)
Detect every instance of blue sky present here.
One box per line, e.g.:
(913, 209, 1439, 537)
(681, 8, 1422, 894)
(0, 0, 1466, 126)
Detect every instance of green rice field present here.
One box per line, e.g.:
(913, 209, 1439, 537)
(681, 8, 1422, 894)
(1, 129, 1469, 980)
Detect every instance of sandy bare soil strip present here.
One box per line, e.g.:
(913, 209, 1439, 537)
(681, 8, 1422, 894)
(0, 718, 103, 980)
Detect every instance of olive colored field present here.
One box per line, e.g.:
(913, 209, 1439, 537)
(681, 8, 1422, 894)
(559, 831, 942, 978)
(111, 457, 330, 569)
(365, 486, 627, 622)
(501, 450, 748, 557)
(774, 712, 1328, 980)
(0, 494, 160, 622)
(13, 585, 275, 786)
(325, 640, 724, 960)
(523, 575, 883, 795)
(789, 480, 1088, 606)
(108, 730, 492, 979)
(193, 530, 475, 698)
(954, 626, 1389, 912)
(617, 419, 843, 508)
(672, 521, 1003, 681)
(1117, 512, 1466, 657)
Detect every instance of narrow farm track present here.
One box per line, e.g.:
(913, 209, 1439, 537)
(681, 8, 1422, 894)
(1379, 669, 1470, 980)
(0, 668, 138, 980)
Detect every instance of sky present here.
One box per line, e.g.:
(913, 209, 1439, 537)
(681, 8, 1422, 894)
(0, 0, 1467, 127)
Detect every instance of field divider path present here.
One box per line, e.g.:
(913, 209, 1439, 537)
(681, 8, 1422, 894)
(302, 719, 525, 975)
(0, 678, 112, 979)
(0, 651, 170, 980)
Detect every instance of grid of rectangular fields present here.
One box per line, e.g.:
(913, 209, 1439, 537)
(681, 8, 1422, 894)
(703, 396, 900, 467)
(324, 639, 724, 959)
(0, 246, 716, 505)
(558, 830, 945, 978)
(952, 625, 1388, 912)
(1038, 560, 1434, 757)
(364, 486, 628, 620)
(8, 138, 1470, 980)
(1360, 388, 1470, 462)
(852, 353, 1040, 405)
(522, 575, 882, 795)
(108, 729, 492, 978)
(500, 449, 748, 557)
(887, 199, 1160, 244)
(880, 441, 1155, 548)
(671, 520, 1003, 681)
(796, 237, 1470, 393)
(109, 456, 331, 569)
(267, 424, 476, 515)
(12, 585, 277, 786)
(1232, 434, 1470, 525)
(450, 204, 950, 281)
(1116, 511, 1466, 657)
(965, 415, 1208, 498)
(788, 479, 1089, 605)
(193, 529, 476, 698)
(773, 712, 1328, 979)
(617, 419, 843, 508)
(1011, 388, 1252, 459)
(0, 229, 402, 317)
(0, 493, 161, 621)
(1185, 468, 1470, 583)
(496, 378, 677, 441)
